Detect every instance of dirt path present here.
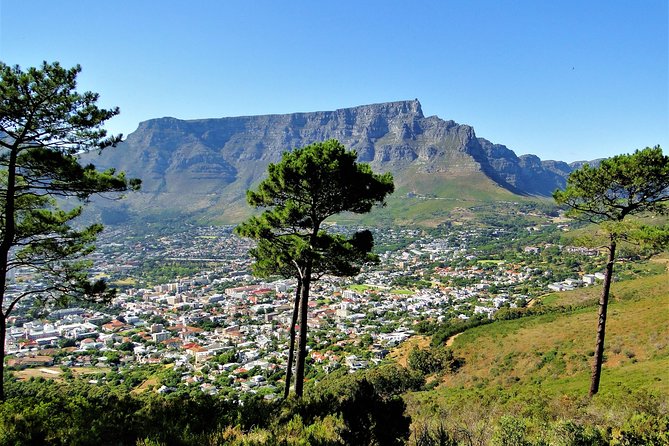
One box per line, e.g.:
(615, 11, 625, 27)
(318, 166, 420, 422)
(389, 335, 430, 367)
(445, 332, 462, 347)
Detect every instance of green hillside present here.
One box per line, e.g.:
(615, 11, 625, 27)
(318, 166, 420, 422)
(332, 169, 541, 227)
(404, 267, 669, 443)
(208, 173, 530, 227)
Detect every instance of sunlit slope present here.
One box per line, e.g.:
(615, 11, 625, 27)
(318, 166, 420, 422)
(436, 271, 668, 395)
(334, 168, 532, 226)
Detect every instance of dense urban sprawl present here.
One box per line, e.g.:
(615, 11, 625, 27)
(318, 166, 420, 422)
(5, 212, 610, 398)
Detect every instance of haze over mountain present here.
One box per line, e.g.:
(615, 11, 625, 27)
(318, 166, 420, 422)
(85, 100, 583, 224)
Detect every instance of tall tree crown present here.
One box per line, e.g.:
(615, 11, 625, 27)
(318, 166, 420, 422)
(0, 61, 120, 154)
(0, 61, 140, 311)
(237, 139, 393, 280)
(553, 146, 669, 223)
(236, 140, 393, 398)
(247, 139, 394, 229)
(0, 61, 140, 199)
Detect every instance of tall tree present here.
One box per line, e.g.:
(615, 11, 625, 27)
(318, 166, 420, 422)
(553, 146, 669, 396)
(237, 221, 378, 398)
(237, 140, 393, 397)
(0, 61, 140, 400)
(236, 231, 304, 398)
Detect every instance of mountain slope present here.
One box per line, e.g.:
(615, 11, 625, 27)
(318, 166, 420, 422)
(84, 100, 574, 224)
(425, 270, 669, 393)
(402, 268, 669, 442)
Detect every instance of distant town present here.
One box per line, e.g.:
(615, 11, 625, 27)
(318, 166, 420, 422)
(5, 211, 610, 398)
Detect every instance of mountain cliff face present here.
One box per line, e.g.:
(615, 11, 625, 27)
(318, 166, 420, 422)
(85, 100, 574, 223)
(476, 139, 574, 195)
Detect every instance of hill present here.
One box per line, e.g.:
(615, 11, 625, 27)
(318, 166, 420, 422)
(82, 100, 581, 225)
(439, 273, 668, 392)
(403, 265, 669, 442)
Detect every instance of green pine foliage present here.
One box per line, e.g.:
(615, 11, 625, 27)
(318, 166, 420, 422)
(554, 146, 669, 396)
(0, 61, 140, 400)
(236, 139, 394, 397)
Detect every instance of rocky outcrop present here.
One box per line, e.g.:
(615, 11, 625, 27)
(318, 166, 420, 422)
(85, 99, 575, 222)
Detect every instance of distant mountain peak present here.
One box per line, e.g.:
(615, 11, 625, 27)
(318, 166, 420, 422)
(334, 98, 424, 119)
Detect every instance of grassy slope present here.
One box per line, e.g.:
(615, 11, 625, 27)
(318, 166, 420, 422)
(336, 169, 539, 227)
(203, 151, 546, 226)
(406, 267, 669, 420)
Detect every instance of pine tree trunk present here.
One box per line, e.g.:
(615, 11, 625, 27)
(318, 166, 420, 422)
(0, 315, 5, 401)
(283, 281, 301, 399)
(589, 238, 616, 397)
(294, 273, 311, 398)
(0, 145, 19, 402)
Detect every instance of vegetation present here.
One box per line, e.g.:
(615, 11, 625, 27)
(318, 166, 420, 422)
(554, 145, 669, 396)
(409, 388, 668, 446)
(127, 260, 205, 286)
(436, 274, 668, 391)
(236, 140, 394, 397)
(1, 77, 667, 445)
(406, 267, 668, 444)
(1, 231, 667, 443)
(0, 61, 140, 400)
(2, 265, 667, 445)
(407, 346, 463, 376)
(0, 364, 418, 445)
(361, 169, 525, 227)
(421, 316, 492, 348)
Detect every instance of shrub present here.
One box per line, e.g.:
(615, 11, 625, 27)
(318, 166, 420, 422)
(613, 413, 669, 445)
(491, 416, 531, 446)
(408, 347, 463, 376)
(548, 420, 606, 446)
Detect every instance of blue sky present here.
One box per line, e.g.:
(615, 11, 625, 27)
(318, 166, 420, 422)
(1, 0, 667, 162)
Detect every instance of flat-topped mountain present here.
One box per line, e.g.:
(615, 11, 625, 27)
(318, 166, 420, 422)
(85, 100, 579, 224)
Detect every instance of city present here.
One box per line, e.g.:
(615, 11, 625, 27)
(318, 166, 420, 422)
(4, 212, 608, 399)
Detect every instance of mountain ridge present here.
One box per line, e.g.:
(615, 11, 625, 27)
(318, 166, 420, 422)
(84, 99, 588, 224)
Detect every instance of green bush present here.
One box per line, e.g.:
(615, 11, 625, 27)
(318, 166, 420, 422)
(613, 413, 669, 445)
(548, 420, 606, 446)
(0, 370, 414, 446)
(408, 347, 463, 375)
(491, 416, 531, 446)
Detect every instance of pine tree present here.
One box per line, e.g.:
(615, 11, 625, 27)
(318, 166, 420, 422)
(0, 61, 140, 400)
(553, 146, 669, 396)
(236, 140, 393, 397)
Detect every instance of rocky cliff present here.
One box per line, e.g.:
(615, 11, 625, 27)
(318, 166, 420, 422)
(85, 99, 575, 223)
